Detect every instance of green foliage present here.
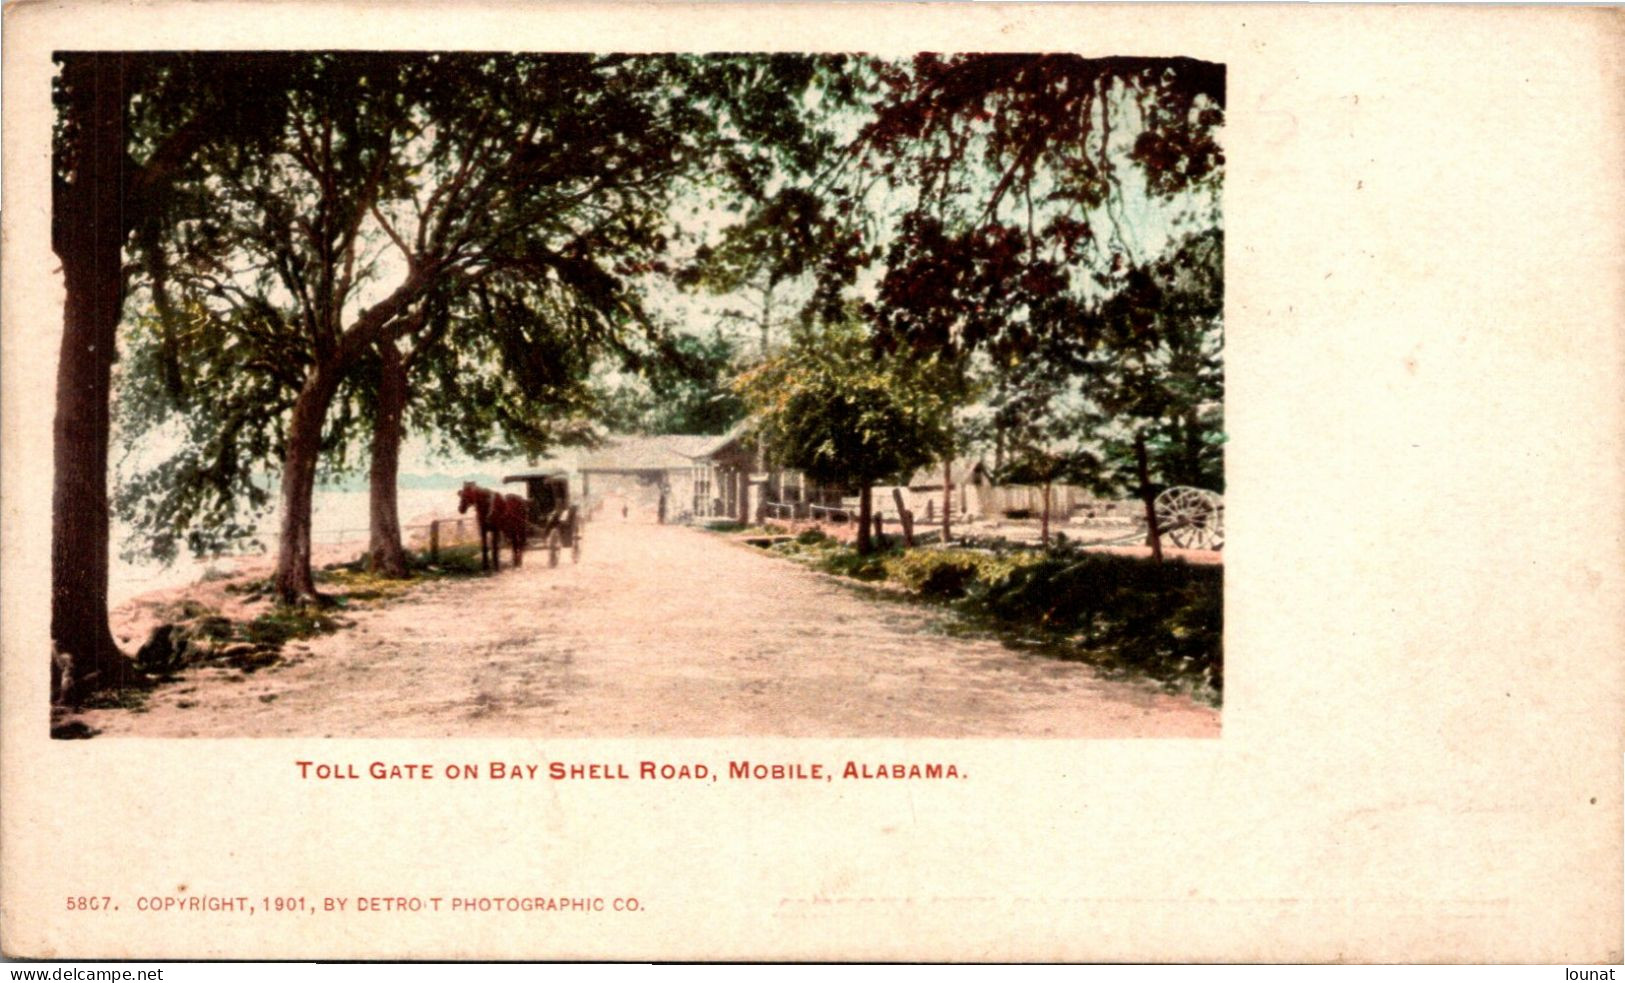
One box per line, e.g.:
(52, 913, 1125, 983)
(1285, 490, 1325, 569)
(764, 532, 894, 580)
(883, 549, 988, 598)
(597, 329, 747, 436)
(244, 606, 347, 648)
(764, 537, 1220, 695)
(134, 624, 193, 675)
(736, 318, 952, 490)
(112, 53, 849, 563)
(411, 544, 487, 577)
(1085, 230, 1225, 493)
(854, 56, 1224, 367)
(308, 544, 489, 583)
(830, 54, 1226, 503)
(964, 550, 1222, 692)
(988, 360, 1109, 494)
(817, 546, 898, 581)
(113, 307, 286, 561)
(882, 548, 1048, 599)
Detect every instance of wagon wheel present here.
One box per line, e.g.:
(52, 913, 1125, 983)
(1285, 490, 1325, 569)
(1154, 486, 1224, 550)
(547, 527, 562, 568)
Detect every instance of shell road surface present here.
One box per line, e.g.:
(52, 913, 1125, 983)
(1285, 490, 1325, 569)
(79, 521, 1220, 738)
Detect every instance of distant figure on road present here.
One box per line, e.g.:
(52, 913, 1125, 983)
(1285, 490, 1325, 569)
(621, 504, 628, 520)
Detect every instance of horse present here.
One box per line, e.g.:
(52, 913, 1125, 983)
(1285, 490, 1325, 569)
(498, 492, 529, 567)
(458, 483, 529, 571)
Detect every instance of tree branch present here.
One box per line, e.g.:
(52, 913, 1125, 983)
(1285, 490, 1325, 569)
(370, 202, 415, 268)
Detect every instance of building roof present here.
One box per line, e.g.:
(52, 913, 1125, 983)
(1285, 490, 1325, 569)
(661, 434, 734, 459)
(502, 470, 569, 484)
(578, 428, 745, 472)
(906, 458, 987, 489)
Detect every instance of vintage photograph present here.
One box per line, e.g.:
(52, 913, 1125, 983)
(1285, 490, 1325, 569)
(8, 3, 1622, 965)
(43, 50, 1226, 740)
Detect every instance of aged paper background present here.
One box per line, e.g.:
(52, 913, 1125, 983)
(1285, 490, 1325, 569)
(3, 1, 1622, 962)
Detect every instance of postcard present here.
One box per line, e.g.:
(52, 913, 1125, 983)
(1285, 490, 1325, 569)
(2, 1, 1620, 962)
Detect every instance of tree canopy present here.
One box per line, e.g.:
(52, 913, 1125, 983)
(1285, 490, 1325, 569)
(736, 319, 954, 552)
(843, 54, 1226, 507)
(111, 52, 848, 597)
(57, 51, 1226, 697)
(597, 328, 747, 437)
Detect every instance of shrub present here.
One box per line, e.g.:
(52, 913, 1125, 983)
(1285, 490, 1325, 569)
(965, 553, 1222, 691)
(410, 544, 485, 576)
(818, 547, 896, 581)
(192, 615, 235, 641)
(135, 624, 193, 675)
(157, 598, 217, 623)
(765, 528, 1221, 697)
(245, 606, 348, 647)
(967, 549, 1049, 589)
(884, 549, 989, 599)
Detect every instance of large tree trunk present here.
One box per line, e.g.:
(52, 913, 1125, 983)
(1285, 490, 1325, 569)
(1041, 480, 1052, 548)
(51, 54, 133, 702)
(1134, 429, 1164, 563)
(856, 485, 874, 555)
(274, 366, 342, 603)
(367, 343, 410, 578)
(942, 459, 953, 544)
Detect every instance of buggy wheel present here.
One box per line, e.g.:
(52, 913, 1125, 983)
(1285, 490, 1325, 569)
(1154, 486, 1224, 550)
(548, 528, 561, 568)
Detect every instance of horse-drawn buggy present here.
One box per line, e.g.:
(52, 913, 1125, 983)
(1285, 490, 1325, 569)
(455, 471, 582, 572)
(503, 470, 582, 567)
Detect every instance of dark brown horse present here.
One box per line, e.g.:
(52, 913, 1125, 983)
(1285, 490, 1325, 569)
(499, 492, 529, 566)
(458, 483, 528, 570)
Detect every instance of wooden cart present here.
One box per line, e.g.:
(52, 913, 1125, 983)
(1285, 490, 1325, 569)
(503, 471, 581, 566)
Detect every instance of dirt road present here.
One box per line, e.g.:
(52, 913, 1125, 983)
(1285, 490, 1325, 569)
(75, 522, 1219, 738)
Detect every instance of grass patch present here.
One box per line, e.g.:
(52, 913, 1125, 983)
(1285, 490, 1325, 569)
(761, 536, 1222, 701)
(240, 545, 489, 645)
(243, 606, 349, 647)
(962, 549, 1222, 696)
(881, 549, 1023, 599)
(70, 545, 496, 723)
(411, 543, 491, 577)
(191, 615, 236, 641)
(763, 530, 894, 580)
(817, 546, 898, 581)
(703, 520, 788, 537)
(223, 576, 271, 594)
(156, 598, 218, 622)
(176, 546, 487, 655)
(75, 685, 151, 713)
(316, 566, 417, 602)
(313, 543, 488, 587)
